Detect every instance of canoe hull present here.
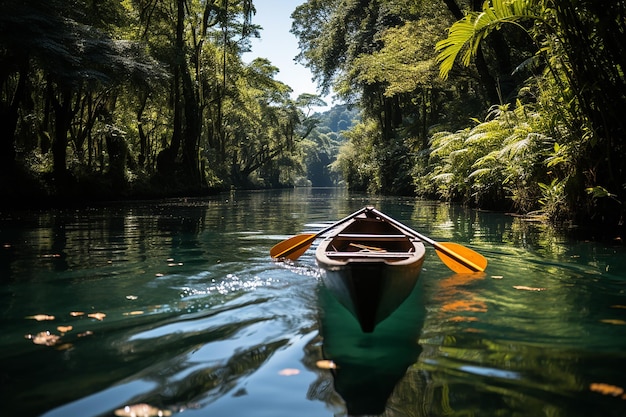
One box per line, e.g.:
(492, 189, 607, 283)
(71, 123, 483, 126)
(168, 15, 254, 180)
(315, 210, 425, 332)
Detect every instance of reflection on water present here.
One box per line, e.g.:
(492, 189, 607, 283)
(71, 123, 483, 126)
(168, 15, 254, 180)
(0, 188, 625, 417)
(314, 284, 425, 416)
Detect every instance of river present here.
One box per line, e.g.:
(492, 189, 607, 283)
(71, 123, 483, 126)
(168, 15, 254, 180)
(1, 188, 625, 417)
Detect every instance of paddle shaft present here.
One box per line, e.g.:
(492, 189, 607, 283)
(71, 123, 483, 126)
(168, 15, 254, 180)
(369, 207, 485, 272)
(272, 207, 369, 259)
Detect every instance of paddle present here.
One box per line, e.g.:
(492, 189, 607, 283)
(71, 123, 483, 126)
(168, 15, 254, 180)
(270, 207, 369, 261)
(369, 208, 487, 273)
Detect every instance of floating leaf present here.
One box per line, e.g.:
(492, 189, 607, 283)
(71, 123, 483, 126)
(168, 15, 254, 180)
(26, 314, 55, 321)
(57, 325, 73, 333)
(600, 319, 626, 325)
(56, 343, 74, 351)
(70, 311, 85, 317)
(278, 368, 300, 376)
(26, 331, 61, 346)
(123, 311, 144, 316)
(590, 382, 624, 397)
(114, 403, 172, 417)
(513, 285, 546, 291)
(88, 312, 106, 321)
(316, 360, 338, 370)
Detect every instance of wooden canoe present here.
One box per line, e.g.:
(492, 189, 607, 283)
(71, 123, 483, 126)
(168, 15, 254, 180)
(315, 208, 425, 332)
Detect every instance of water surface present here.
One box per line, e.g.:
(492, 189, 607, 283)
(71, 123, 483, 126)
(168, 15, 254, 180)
(1, 188, 625, 416)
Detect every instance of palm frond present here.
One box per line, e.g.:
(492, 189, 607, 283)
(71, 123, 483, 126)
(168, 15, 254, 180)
(436, 0, 539, 79)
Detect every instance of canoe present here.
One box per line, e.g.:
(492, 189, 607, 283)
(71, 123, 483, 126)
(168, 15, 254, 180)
(315, 208, 425, 332)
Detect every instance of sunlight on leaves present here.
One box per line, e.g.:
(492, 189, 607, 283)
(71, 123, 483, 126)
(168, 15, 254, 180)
(114, 403, 172, 417)
(88, 312, 106, 321)
(70, 311, 85, 317)
(316, 360, 338, 370)
(57, 325, 73, 333)
(26, 314, 55, 321)
(278, 368, 300, 376)
(513, 285, 546, 291)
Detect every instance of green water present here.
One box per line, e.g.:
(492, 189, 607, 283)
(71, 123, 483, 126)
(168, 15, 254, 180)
(1, 188, 625, 417)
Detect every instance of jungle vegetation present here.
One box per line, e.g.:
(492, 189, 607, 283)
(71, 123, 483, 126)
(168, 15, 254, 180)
(293, 0, 626, 231)
(2, 0, 625, 233)
(0, 0, 340, 202)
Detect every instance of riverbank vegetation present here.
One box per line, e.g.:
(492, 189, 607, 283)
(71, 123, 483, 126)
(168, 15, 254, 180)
(2, 0, 625, 234)
(0, 0, 349, 203)
(294, 0, 626, 232)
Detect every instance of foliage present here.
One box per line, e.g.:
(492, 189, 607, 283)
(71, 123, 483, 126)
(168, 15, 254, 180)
(419, 103, 553, 212)
(433, 0, 626, 227)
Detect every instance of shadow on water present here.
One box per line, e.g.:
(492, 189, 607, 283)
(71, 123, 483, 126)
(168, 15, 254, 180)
(314, 281, 427, 416)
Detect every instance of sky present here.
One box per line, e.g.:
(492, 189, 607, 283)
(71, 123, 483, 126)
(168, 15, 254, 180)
(242, 0, 334, 110)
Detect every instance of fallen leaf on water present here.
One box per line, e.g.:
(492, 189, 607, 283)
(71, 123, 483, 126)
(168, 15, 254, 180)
(57, 325, 73, 333)
(88, 312, 106, 321)
(56, 343, 74, 351)
(590, 382, 624, 397)
(600, 319, 626, 325)
(26, 331, 61, 346)
(316, 360, 338, 370)
(513, 285, 546, 292)
(70, 311, 85, 317)
(26, 314, 55, 321)
(114, 403, 172, 417)
(123, 311, 144, 316)
(278, 368, 300, 376)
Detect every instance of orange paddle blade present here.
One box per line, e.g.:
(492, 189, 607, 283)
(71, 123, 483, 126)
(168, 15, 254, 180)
(434, 242, 488, 273)
(270, 233, 316, 260)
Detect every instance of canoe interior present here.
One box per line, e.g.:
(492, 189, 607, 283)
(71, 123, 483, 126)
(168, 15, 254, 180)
(321, 217, 420, 264)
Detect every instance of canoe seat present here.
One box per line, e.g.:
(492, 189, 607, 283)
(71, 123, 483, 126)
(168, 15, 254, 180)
(334, 233, 409, 241)
(325, 251, 415, 259)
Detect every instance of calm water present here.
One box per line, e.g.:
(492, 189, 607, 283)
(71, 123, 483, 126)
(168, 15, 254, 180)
(1, 188, 625, 417)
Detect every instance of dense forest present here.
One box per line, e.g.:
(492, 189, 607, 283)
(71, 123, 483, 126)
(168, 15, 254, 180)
(1, 0, 625, 233)
(292, 0, 626, 233)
